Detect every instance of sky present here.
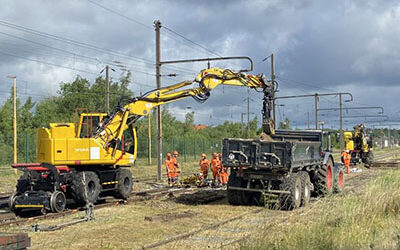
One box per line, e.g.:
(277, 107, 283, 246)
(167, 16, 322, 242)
(0, 0, 399, 130)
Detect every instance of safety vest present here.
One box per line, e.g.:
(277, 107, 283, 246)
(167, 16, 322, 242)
(211, 158, 221, 173)
(199, 159, 209, 172)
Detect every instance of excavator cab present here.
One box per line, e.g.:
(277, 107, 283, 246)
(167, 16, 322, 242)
(75, 109, 109, 138)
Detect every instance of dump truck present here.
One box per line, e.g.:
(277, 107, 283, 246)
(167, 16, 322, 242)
(222, 130, 342, 209)
(221, 66, 344, 209)
(9, 64, 270, 214)
(344, 123, 373, 167)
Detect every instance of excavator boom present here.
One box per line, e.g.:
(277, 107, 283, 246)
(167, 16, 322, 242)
(96, 67, 276, 153)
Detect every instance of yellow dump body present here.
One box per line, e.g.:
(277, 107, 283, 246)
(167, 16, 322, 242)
(36, 119, 137, 167)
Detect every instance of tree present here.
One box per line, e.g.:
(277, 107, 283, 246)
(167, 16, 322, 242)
(278, 117, 291, 130)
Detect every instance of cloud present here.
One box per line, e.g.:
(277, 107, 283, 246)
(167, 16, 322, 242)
(0, 0, 398, 128)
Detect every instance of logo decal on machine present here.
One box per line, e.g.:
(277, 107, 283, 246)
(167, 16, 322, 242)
(90, 147, 100, 160)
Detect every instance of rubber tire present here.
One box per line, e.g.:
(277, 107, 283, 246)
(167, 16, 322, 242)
(227, 173, 253, 205)
(227, 174, 243, 205)
(299, 171, 311, 207)
(313, 158, 334, 196)
(71, 171, 101, 206)
(364, 151, 374, 168)
(16, 172, 30, 194)
(114, 169, 133, 199)
(50, 191, 66, 213)
(334, 168, 344, 193)
(279, 173, 302, 210)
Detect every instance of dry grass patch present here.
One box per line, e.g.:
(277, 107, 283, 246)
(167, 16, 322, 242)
(243, 167, 400, 250)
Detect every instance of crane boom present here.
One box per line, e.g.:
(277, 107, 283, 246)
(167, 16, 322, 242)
(96, 67, 276, 153)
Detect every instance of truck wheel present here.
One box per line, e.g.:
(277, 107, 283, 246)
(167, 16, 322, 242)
(279, 173, 302, 210)
(71, 171, 101, 205)
(334, 168, 344, 193)
(50, 191, 66, 213)
(114, 169, 133, 199)
(227, 174, 243, 205)
(299, 171, 311, 207)
(314, 158, 334, 196)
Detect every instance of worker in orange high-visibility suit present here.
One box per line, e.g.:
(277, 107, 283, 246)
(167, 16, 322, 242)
(165, 153, 175, 186)
(210, 152, 221, 185)
(218, 153, 228, 185)
(172, 150, 180, 183)
(341, 150, 351, 174)
(199, 153, 209, 181)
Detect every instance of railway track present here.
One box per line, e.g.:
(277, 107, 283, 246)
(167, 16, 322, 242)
(0, 150, 396, 230)
(0, 185, 202, 228)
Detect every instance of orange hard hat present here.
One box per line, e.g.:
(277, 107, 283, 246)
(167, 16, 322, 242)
(201, 153, 206, 157)
(167, 153, 171, 157)
(173, 150, 178, 155)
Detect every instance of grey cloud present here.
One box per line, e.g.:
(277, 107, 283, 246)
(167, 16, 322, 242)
(0, 0, 399, 127)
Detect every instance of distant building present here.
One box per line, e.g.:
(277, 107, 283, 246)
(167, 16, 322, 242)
(194, 124, 207, 130)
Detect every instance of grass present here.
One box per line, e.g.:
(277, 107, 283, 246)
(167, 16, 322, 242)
(243, 164, 400, 249)
(3, 195, 255, 249)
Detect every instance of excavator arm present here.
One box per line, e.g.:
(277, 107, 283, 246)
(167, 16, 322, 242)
(95, 67, 276, 153)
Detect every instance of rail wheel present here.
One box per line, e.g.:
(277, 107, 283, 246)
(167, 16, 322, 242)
(299, 171, 311, 207)
(8, 192, 17, 212)
(71, 171, 101, 206)
(279, 173, 302, 210)
(50, 191, 66, 213)
(313, 158, 334, 196)
(114, 169, 133, 199)
(334, 168, 344, 193)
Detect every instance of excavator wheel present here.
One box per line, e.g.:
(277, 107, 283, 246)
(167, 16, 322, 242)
(71, 171, 101, 206)
(114, 169, 133, 200)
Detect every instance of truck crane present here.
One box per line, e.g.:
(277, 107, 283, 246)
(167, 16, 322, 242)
(9, 67, 272, 215)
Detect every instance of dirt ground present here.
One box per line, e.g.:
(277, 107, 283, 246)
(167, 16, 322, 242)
(0, 149, 398, 249)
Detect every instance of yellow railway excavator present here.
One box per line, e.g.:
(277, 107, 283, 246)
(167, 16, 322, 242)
(9, 67, 273, 215)
(344, 123, 374, 167)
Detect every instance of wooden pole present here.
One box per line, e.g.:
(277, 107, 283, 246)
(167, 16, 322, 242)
(8, 76, 18, 176)
(148, 112, 152, 165)
(155, 20, 162, 181)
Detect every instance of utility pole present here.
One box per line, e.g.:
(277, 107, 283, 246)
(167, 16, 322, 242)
(270, 53, 276, 129)
(247, 90, 250, 138)
(241, 113, 245, 136)
(307, 112, 310, 129)
(155, 20, 162, 181)
(339, 93, 343, 151)
(314, 93, 318, 129)
(100, 65, 114, 114)
(105, 65, 109, 114)
(8, 76, 17, 175)
(148, 112, 152, 164)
